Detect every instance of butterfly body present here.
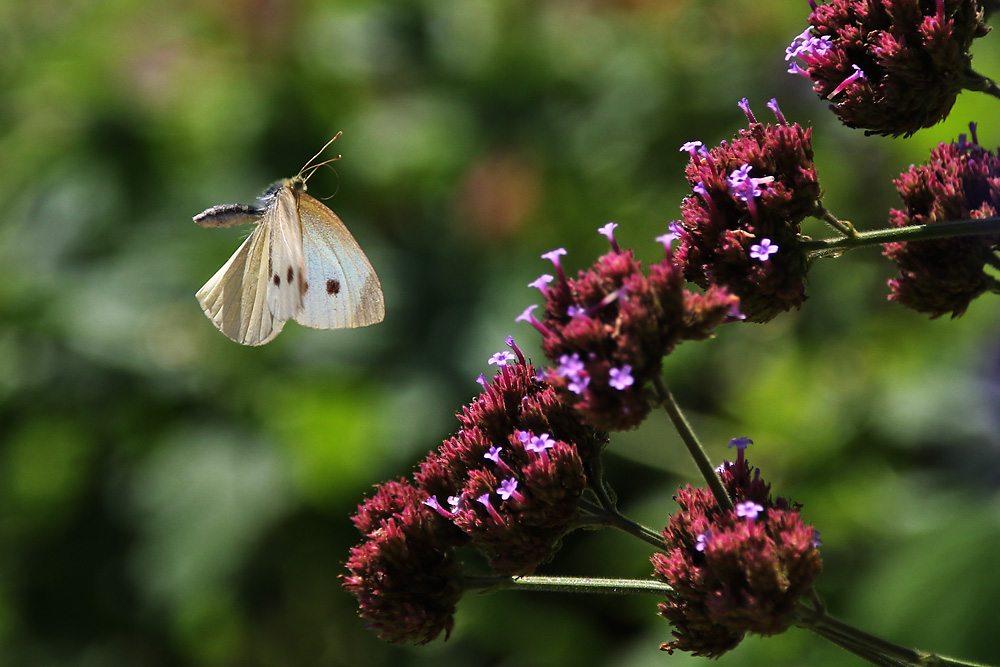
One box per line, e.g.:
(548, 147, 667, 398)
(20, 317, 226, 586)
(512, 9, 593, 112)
(195, 136, 385, 345)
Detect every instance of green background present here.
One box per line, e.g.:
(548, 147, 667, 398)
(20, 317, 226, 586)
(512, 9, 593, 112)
(2, 0, 999, 665)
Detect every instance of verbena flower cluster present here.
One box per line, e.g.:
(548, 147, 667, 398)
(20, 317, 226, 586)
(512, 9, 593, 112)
(343, 0, 1000, 653)
(343, 339, 607, 643)
(651, 440, 823, 658)
(786, 0, 989, 137)
(884, 123, 1000, 317)
(671, 99, 819, 323)
(517, 225, 739, 431)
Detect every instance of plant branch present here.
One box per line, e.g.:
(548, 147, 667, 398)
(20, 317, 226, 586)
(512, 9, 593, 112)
(800, 217, 1000, 258)
(964, 66, 1000, 101)
(463, 574, 672, 596)
(651, 375, 733, 511)
(796, 602, 996, 667)
(576, 500, 667, 549)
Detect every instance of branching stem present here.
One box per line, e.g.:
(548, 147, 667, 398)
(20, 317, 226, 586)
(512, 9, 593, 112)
(651, 376, 733, 511)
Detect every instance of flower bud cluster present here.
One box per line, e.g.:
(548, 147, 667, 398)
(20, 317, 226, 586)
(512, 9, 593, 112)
(519, 227, 738, 431)
(671, 99, 818, 323)
(786, 0, 989, 137)
(884, 123, 1000, 317)
(651, 440, 823, 658)
(344, 340, 606, 643)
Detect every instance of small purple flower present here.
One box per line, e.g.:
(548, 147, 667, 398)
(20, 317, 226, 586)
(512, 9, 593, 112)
(735, 501, 764, 522)
(827, 63, 866, 99)
(529, 274, 554, 291)
(785, 27, 831, 71)
(680, 140, 704, 156)
(727, 436, 752, 467)
(727, 301, 745, 322)
(476, 493, 503, 523)
(738, 98, 755, 124)
(525, 433, 553, 455)
(505, 335, 525, 365)
(541, 248, 568, 281)
(608, 365, 634, 390)
(497, 478, 524, 503)
(567, 305, 585, 318)
(541, 248, 567, 263)
(812, 530, 823, 548)
(476, 373, 487, 387)
(567, 373, 590, 395)
(485, 445, 516, 476)
(695, 530, 712, 552)
(656, 221, 682, 249)
(728, 437, 753, 450)
(423, 495, 454, 518)
(489, 351, 516, 366)
(598, 222, 619, 252)
(749, 239, 779, 261)
(557, 353, 585, 377)
(516, 304, 550, 336)
(727, 165, 767, 202)
(516, 304, 538, 324)
(726, 164, 753, 191)
(766, 98, 786, 125)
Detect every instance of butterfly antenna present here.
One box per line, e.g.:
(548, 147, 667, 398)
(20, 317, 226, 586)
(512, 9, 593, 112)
(299, 132, 343, 179)
(317, 168, 341, 200)
(302, 156, 342, 184)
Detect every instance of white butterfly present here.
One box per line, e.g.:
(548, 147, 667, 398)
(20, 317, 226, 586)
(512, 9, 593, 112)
(194, 133, 385, 345)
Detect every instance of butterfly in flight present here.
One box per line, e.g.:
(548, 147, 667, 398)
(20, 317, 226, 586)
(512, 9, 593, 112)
(194, 133, 385, 345)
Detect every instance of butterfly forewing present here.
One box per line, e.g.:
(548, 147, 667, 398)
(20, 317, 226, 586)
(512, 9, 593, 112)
(264, 183, 306, 322)
(195, 221, 286, 346)
(293, 193, 385, 330)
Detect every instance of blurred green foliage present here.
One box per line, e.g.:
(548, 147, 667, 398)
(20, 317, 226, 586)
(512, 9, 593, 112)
(1, 0, 999, 665)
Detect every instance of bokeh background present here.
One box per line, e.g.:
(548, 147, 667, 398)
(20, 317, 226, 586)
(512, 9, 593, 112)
(2, 0, 999, 665)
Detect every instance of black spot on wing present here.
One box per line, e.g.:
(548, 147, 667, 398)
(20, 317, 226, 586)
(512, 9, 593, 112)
(273, 274, 281, 286)
(326, 279, 340, 296)
(287, 267, 295, 283)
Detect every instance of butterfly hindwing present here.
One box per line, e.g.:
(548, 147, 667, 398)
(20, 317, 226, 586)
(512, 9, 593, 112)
(293, 193, 385, 330)
(195, 220, 286, 346)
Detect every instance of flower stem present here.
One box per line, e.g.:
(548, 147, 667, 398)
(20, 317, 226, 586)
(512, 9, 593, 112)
(463, 574, 672, 596)
(577, 498, 666, 549)
(963, 66, 1000, 101)
(813, 202, 857, 238)
(800, 217, 1000, 258)
(652, 376, 733, 511)
(797, 602, 996, 667)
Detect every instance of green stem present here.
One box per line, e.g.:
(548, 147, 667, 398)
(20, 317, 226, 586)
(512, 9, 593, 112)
(576, 500, 666, 549)
(964, 66, 1000, 102)
(797, 603, 995, 667)
(652, 376, 733, 511)
(463, 574, 672, 596)
(801, 217, 1000, 256)
(463, 577, 996, 666)
(813, 202, 857, 238)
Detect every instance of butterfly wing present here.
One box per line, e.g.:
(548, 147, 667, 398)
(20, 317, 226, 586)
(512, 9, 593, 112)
(264, 183, 307, 322)
(195, 219, 286, 346)
(293, 193, 385, 330)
